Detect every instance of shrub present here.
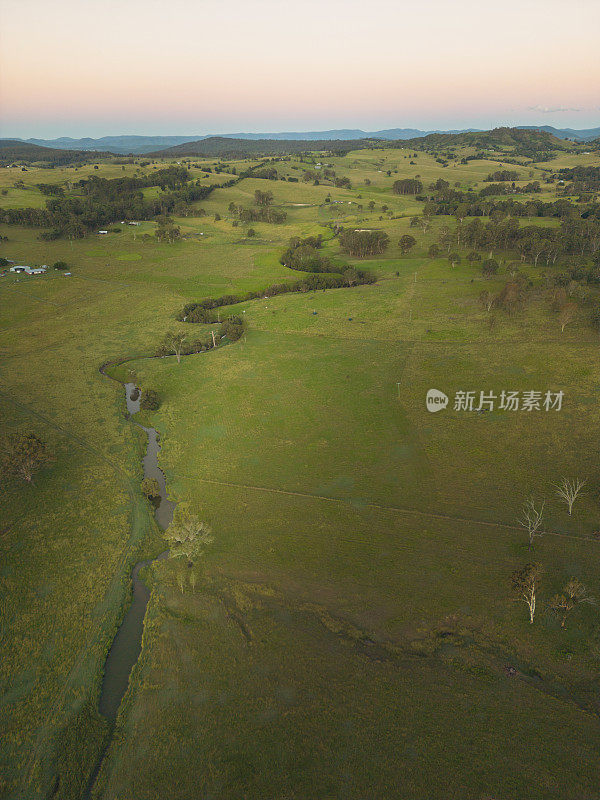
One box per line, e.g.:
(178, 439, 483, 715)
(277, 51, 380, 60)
(218, 317, 245, 342)
(140, 389, 160, 411)
(141, 477, 161, 498)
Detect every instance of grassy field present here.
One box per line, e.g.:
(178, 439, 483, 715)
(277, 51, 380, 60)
(1, 143, 600, 800)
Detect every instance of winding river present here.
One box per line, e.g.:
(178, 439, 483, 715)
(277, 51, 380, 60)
(100, 382, 173, 719)
(86, 379, 174, 796)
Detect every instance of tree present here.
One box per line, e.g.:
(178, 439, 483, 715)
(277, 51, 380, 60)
(554, 477, 586, 515)
(511, 562, 542, 624)
(448, 252, 461, 269)
(428, 244, 440, 258)
(141, 477, 161, 498)
(399, 234, 416, 255)
(418, 212, 433, 233)
(166, 507, 213, 566)
(547, 578, 595, 628)
(558, 302, 577, 332)
(479, 290, 495, 312)
(518, 497, 545, 550)
(254, 189, 273, 206)
(1, 432, 53, 483)
(162, 331, 187, 363)
(52, 260, 68, 270)
(481, 259, 499, 278)
(367, 201, 375, 212)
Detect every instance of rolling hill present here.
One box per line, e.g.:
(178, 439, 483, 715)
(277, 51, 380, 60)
(0, 139, 109, 165)
(151, 136, 380, 158)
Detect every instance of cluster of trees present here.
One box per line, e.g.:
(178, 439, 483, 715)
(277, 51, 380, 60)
(37, 183, 65, 196)
(557, 166, 600, 192)
(280, 235, 339, 274)
(230, 205, 287, 224)
(512, 479, 594, 627)
(252, 167, 278, 180)
(155, 215, 181, 243)
(479, 181, 541, 197)
(254, 189, 273, 206)
(302, 170, 320, 183)
(156, 317, 245, 356)
(334, 177, 352, 189)
(228, 194, 287, 224)
(393, 178, 422, 195)
(485, 169, 520, 182)
(511, 565, 594, 627)
(458, 217, 600, 263)
(338, 228, 389, 257)
(0, 167, 238, 238)
(407, 170, 599, 224)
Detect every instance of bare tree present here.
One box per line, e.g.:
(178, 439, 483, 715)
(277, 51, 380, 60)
(554, 477, 586, 515)
(511, 562, 543, 624)
(547, 578, 595, 628)
(518, 497, 545, 550)
(558, 302, 577, 333)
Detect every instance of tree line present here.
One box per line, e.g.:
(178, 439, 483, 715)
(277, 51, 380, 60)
(179, 235, 376, 323)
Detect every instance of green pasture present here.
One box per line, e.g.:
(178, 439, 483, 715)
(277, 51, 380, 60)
(1, 142, 600, 800)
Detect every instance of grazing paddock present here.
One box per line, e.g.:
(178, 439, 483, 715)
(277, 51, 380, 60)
(2, 143, 600, 799)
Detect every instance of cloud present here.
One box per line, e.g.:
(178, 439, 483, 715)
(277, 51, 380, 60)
(527, 105, 582, 114)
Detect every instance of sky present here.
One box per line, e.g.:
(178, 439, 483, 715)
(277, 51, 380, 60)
(1, 0, 599, 138)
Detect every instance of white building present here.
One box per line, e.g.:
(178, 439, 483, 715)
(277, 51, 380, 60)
(10, 265, 47, 275)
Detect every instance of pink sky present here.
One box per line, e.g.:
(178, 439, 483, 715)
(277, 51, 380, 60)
(1, 0, 599, 137)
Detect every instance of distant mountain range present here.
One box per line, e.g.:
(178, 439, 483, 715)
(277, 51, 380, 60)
(516, 125, 600, 143)
(2, 125, 598, 154)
